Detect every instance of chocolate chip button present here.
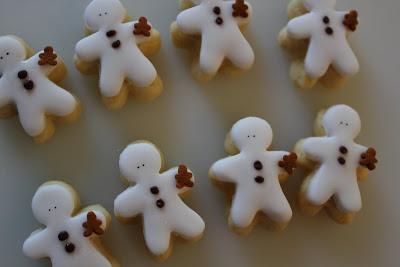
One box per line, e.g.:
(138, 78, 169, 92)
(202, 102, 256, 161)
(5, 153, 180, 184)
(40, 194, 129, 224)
(106, 30, 117, 38)
(339, 146, 348, 154)
(254, 176, 264, 184)
(338, 157, 346, 165)
(215, 17, 223, 25)
(323, 16, 330, 24)
(213, 6, 221, 15)
(23, 80, 34, 90)
(325, 27, 334, 35)
(150, 186, 159, 195)
(58, 231, 69, 241)
(111, 40, 121, 49)
(65, 243, 75, 253)
(17, 70, 28, 80)
(253, 161, 263, 171)
(156, 199, 165, 208)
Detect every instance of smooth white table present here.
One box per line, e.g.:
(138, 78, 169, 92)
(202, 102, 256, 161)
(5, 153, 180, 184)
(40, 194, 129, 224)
(0, 0, 398, 266)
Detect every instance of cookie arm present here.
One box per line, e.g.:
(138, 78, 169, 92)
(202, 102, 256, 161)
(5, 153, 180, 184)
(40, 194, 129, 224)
(75, 33, 102, 62)
(114, 186, 145, 219)
(287, 13, 315, 39)
(302, 137, 330, 161)
(229, 1, 253, 26)
(26, 49, 61, 76)
(23, 229, 49, 259)
(176, 6, 204, 34)
(209, 155, 241, 183)
(72, 209, 109, 232)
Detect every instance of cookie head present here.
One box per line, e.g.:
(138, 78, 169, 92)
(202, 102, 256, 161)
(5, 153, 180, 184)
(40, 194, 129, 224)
(231, 117, 273, 152)
(32, 183, 75, 225)
(0, 36, 26, 72)
(323, 104, 361, 139)
(303, 0, 336, 10)
(119, 142, 162, 183)
(84, 0, 125, 31)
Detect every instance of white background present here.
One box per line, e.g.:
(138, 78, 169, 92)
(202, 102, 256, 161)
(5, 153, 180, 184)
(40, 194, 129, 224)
(0, 0, 399, 266)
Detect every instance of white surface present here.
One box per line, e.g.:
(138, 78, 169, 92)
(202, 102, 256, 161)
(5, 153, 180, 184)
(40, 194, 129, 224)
(0, 0, 398, 266)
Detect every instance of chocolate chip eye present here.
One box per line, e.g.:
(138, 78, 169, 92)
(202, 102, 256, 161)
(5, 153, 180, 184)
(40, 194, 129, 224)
(340, 121, 343, 125)
(0, 57, 3, 60)
(6, 52, 9, 55)
(346, 123, 349, 126)
(137, 166, 140, 169)
(142, 164, 145, 167)
(54, 206, 57, 209)
(99, 13, 102, 16)
(247, 135, 250, 138)
(105, 12, 108, 15)
(48, 209, 51, 212)
(253, 135, 256, 138)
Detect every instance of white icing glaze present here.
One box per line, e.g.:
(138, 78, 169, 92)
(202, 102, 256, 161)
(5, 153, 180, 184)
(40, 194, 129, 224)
(114, 142, 205, 256)
(210, 117, 293, 229)
(75, 0, 157, 97)
(286, 0, 359, 78)
(176, 0, 254, 75)
(302, 105, 369, 213)
(23, 182, 112, 267)
(0, 36, 77, 137)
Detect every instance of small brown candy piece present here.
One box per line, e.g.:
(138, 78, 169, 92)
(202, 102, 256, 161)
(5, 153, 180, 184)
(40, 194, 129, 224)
(215, 17, 223, 25)
(18, 70, 28, 80)
(213, 6, 221, 15)
(337, 157, 346, 165)
(106, 30, 117, 38)
(38, 46, 58, 66)
(150, 186, 159, 195)
(343, 10, 359, 32)
(232, 0, 249, 18)
(254, 176, 264, 184)
(175, 165, 194, 189)
(325, 27, 334, 35)
(359, 148, 378, 171)
(24, 80, 34, 91)
(156, 199, 165, 208)
(58, 231, 69, 241)
(65, 243, 75, 253)
(278, 153, 297, 175)
(133, 17, 152, 37)
(82, 211, 104, 237)
(111, 40, 121, 49)
(253, 160, 263, 171)
(339, 146, 348, 154)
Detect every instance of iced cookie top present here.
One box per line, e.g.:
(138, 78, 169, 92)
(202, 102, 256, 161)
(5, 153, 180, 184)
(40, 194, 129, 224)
(287, 0, 359, 78)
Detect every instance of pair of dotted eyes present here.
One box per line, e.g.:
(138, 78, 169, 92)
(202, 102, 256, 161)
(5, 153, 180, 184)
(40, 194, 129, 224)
(247, 135, 256, 138)
(0, 52, 10, 60)
(136, 163, 146, 169)
(340, 121, 350, 126)
(48, 206, 57, 212)
(98, 12, 108, 16)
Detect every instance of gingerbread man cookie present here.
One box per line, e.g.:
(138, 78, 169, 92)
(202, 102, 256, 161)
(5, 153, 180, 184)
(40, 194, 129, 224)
(23, 181, 118, 267)
(294, 105, 378, 224)
(209, 117, 296, 234)
(278, 0, 360, 89)
(0, 36, 80, 143)
(171, 0, 254, 82)
(75, 0, 163, 109)
(114, 141, 205, 260)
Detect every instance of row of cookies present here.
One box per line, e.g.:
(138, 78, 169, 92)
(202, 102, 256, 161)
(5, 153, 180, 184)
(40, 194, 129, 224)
(0, 0, 360, 143)
(23, 104, 378, 265)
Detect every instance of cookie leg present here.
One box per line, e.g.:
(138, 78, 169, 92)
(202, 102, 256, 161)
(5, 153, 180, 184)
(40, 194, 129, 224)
(172, 206, 205, 240)
(143, 216, 171, 258)
(43, 83, 79, 120)
(304, 44, 330, 80)
(229, 191, 259, 233)
(193, 45, 224, 81)
(99, 65, 124, 98)
(226, 39, 255, 71)
(328, 183, 361, 224)
(300, 173, 334, 215)
(262, 188, 292, 230)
